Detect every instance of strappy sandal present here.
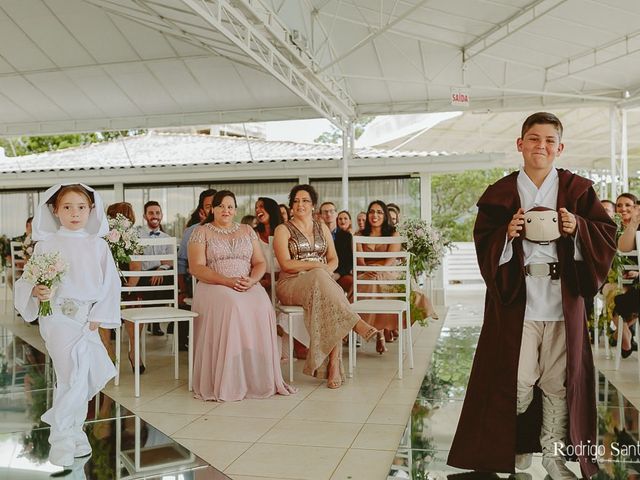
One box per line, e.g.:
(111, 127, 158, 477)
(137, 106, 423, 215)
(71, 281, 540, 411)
(327, 378, 342, 389)
(355, 324, 378, 342)
(376, 333, 387, 355)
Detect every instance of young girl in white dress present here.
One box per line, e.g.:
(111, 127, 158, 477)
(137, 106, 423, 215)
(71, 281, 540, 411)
(14, 183, 121, 468)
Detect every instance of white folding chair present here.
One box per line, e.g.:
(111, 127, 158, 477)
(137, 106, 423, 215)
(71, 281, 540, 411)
(612, 234, 640, 371)
(350, 235, 414, 379)
(114, 237, 198, 397)
(268, 237, 304, 383)
(10, 241, 25, 320)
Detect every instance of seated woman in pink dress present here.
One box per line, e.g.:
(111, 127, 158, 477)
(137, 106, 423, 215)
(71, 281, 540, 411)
(188, 190, 295, 401)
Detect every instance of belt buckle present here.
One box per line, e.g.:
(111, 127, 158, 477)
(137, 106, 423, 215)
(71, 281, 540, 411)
(61, 298, 79, 318)
(527, 263, 550, 277)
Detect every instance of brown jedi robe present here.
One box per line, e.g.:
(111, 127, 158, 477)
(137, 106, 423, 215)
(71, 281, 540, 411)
(447, 169, 616, 479)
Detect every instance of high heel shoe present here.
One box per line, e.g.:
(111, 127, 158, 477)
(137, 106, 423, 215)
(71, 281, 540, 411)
(128, 353, 146, 375)
(376, 333, 387, 355)
(355, 323, 378, 342)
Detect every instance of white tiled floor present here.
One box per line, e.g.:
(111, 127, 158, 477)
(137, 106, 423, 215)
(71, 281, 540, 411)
(0, 289, 446, 480)
(9, 283, 638, 479)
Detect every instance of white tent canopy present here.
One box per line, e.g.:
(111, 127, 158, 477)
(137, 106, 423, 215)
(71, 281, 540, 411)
(357, 108, 640, 171)
(2, 1, 640, 136)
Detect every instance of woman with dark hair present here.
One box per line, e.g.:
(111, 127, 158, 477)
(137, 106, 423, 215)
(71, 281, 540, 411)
(273, 185, 377, 389)
(188, 190, 294, 401)
(279, 204, 291, 223)
(255, 197, 282, 290)
(357, 200, 437, 354)
(608, 192, 640, 357)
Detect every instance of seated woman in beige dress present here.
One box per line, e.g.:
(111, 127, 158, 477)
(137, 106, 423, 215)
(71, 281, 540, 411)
(273, 185, 377, 389)
(356, 200, 437, 354)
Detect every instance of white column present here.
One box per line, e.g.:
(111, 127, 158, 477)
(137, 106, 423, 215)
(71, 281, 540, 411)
(341, 122, 354, 210)
(610, 106, 618, 198)
(114, 183, 124, 202)
(419, 173, 432, 222)
(621, 108, 629, 192)
(298, 176, 309, 185)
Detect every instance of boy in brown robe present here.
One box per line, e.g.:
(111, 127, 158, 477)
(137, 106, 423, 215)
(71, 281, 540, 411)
(448, 112, 616, 479)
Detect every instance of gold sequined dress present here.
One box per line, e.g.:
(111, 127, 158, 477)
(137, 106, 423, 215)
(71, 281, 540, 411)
(276, 220, 360, 378)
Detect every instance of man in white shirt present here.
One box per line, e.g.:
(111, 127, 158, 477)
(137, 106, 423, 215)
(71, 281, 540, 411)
(448, 112, 617, 480)
(138, 200, 173, 336)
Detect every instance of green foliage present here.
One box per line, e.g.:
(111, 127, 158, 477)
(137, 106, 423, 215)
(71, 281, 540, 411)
(0, 130, 145, 157)
(313, 117, 374, 144)
(432, 168, 508, 242)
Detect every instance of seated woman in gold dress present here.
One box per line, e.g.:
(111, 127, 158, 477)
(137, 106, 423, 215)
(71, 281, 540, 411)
(273, 185, 377, 389)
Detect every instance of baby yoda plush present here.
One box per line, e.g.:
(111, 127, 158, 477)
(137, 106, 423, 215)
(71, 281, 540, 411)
(523, 207, 561, 244)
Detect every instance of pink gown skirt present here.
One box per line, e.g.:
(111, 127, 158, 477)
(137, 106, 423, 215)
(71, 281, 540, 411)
(192, 281, 295, 401)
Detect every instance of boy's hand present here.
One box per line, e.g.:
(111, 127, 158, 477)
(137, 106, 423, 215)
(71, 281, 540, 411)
(89, 322, 100, 331)
(559, 208, 577, 236)
(32, 285, 51, 301)
(507, 208, 525, 239)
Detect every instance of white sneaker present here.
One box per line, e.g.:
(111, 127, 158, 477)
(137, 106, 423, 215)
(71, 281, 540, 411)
(74, 429, 92, 458)
(48, 443, 74, 467)
(515, 453, 532, 470)
(542, 456, 578, 480)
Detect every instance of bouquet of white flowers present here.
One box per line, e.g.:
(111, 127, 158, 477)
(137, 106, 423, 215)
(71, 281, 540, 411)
(22, 252, 68, 316)
(104, 214, 143, 267)
(397, 218, 452, 280)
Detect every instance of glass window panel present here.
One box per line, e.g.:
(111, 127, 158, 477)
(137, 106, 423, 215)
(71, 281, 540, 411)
(0, 192, 31, 238)
(311, 177, 420, 219)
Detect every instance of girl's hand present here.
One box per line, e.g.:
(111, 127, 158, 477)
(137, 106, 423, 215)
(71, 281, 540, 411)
(89, 322, 100, 331)
(32, 285, 51, 301)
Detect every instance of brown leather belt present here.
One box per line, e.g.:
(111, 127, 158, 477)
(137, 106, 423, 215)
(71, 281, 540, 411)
(525, 262, 560, 280)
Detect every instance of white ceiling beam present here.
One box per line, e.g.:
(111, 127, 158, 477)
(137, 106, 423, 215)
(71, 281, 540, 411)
(463, 0, 568, 63)
(180, 0, 355, 127)
(546, 29, 640, 83)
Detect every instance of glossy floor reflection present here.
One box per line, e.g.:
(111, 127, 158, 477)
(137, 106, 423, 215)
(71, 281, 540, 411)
(0, 327, 229, 479)
(389, 319, 640, 479)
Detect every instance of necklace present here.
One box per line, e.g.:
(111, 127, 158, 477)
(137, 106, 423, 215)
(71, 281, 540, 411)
(208, 222, 240, 234)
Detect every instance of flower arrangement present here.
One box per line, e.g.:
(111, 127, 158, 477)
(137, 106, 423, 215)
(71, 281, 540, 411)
(397, 218, 452, 279)
(22, 252, 68, 316)
(17, 234, 35, 261)
(0, 235, 10, 268)
(103, 213, 143, 267)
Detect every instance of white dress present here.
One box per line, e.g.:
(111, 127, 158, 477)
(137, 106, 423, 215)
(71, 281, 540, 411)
(14, 227, 121, 466)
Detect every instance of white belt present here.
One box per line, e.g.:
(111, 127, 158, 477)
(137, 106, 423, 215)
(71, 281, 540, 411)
(52, 298, 93, 323)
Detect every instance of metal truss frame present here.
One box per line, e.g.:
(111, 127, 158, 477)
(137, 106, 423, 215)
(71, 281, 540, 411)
(85, 0, 355, 128)
(463, 0, 568, 63)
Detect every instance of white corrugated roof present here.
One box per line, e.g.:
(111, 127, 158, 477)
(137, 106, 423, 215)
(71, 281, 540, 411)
(0, 132, 447, 174)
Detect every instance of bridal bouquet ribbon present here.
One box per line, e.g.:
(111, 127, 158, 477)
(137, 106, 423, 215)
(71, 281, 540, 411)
(22, 251, 68, 317)
(103, 213, 143, 266)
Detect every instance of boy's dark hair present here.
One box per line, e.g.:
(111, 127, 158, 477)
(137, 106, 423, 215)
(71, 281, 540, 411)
(144, 200, 161, 215)
(520, 112, 563, 141)
(601, 199, 615, 208)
